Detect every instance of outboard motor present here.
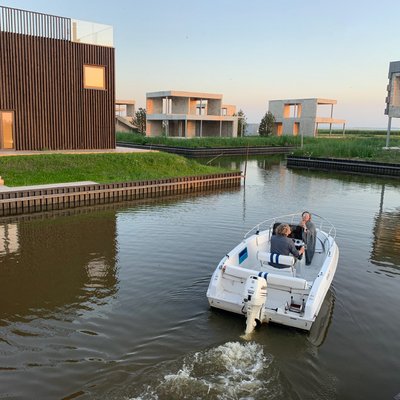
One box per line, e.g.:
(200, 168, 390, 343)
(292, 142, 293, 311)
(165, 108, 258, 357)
(243, 275, 267, 334)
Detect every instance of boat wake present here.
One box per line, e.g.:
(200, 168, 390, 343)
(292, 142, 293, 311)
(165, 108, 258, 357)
(128, 341, 291, 400)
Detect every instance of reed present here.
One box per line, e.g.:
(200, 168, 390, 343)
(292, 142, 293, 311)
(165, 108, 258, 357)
(292, 137, 400, 163)
(116, 132, 299, 148)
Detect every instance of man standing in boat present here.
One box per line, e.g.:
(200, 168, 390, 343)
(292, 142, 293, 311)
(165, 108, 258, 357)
(269, 224, 304, 268)
(300, 211, 316, 265)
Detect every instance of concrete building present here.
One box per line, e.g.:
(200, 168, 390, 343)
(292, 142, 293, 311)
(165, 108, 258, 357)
(115, 100, 136, 118)
(268, 98, 346, 137)
(115, 100, 136, 133)
(384, 61, 400, 146)
(146, 91, 238, 137)
(0, 6, 115, 151)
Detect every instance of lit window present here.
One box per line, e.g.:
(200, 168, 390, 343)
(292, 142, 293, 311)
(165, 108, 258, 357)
(84, 65, 105, 90)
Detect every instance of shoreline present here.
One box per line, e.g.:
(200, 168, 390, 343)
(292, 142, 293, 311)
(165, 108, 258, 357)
(286, 155, 400, 178)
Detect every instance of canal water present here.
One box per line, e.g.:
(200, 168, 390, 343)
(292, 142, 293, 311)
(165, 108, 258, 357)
(0, 157, 399, 400)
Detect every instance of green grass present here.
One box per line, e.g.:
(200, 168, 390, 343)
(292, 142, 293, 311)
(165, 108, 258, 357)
(116, 132, 298, 148)
(292, 137, 400, 163)
(318, 129, 400, 137)
(0, 152, 230, 187)
(116, 132, 400, 163)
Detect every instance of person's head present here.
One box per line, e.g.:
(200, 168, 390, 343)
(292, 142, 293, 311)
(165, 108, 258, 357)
(302, 211, 311, 222)
(276, 223, 291, 237)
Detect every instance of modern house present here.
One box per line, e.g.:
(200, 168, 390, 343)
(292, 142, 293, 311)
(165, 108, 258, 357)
(384, 61, 400, 146)
(146, 91, 238, 137)
(268, 98, 346, 137)
(0, 6, 115, 151)
(115, 99, 136, 133)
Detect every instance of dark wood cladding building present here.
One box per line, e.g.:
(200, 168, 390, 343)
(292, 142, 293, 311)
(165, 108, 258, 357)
(0, 6, 115, 151)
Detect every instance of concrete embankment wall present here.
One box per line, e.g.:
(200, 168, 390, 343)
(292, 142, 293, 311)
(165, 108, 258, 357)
(286, 156, 400, 178)
(0, 172, 242, 217)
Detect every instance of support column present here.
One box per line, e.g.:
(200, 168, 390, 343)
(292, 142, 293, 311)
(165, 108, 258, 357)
(199, 99, 203, 137)
(386, 117, 392, 147)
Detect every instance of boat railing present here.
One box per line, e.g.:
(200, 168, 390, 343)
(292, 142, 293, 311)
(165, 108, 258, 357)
(244, 212, 336, 249)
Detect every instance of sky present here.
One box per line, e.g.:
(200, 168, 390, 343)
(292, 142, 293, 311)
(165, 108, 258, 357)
(2, 0, 400, 127)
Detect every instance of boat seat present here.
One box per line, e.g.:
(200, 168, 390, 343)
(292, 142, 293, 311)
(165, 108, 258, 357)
(256, 251, 295, 267)
(221, 264, 308, 291)
(222, 264, 258, 280)
(267, 274, 308, 290)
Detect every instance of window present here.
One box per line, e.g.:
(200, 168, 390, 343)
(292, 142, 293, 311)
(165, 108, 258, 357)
(0, 111, 14, 149)
(283, 103, 301, 118)
(83, 65, 105, 90)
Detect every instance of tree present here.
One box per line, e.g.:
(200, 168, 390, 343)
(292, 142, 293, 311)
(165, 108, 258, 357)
(234, 109, 247, 137)
(259, 111, 275, 136)
(132, 108, 146, 135)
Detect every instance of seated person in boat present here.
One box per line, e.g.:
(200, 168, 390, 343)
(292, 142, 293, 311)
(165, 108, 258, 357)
(299, 211, 316, 265)
(269, 223, 304, 268)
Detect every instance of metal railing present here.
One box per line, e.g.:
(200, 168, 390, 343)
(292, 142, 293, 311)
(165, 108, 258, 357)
(244, 212, 337, 249)
(0, 6, 113, 46)
(0, 6, 70, 40)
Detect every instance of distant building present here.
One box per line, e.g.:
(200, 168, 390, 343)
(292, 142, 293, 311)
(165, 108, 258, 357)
(115, 100, 136, 133)
(115, 100, 136, 119)
(384, 61, 400, 146)
(0, 6, 115, 151)
(146, 91, 238, 137)
(245, 123, 260, 136)
(268, 98, 346, 137)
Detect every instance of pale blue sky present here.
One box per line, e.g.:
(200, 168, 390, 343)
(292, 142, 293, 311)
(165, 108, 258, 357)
(2, 0, 400, 127)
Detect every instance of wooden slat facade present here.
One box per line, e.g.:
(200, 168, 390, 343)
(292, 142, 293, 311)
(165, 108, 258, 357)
(0, 7, 115, 150)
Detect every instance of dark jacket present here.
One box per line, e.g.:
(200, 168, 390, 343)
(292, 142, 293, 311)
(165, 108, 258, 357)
(269, 235, 300, 268)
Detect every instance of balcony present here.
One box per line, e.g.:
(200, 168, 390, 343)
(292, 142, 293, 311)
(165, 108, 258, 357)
(0, 6, 113, 47)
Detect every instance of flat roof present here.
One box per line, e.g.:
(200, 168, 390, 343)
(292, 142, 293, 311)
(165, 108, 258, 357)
(147, 90, 223, 100)
(115, 100, 135, 105)
(269, 98, 338, 105)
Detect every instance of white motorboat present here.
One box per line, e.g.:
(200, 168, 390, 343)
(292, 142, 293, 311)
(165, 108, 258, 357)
(206, 213, 339, 334)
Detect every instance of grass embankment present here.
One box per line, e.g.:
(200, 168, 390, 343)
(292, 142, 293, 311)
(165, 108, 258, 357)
(292, 136, 400, 163)
(0, 152, 229, 187)
(118, 131, 400, 163)
(117, 132, 298, 148)
(318, 129, 400, 137)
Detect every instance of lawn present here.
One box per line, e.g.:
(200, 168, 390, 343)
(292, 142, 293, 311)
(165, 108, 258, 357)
(0, 152, 230, 187)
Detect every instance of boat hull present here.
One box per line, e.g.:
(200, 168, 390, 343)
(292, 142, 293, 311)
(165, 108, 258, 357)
(206, 215, 339, 332)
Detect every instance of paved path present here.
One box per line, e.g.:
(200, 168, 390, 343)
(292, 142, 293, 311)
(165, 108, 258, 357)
(0, 146, 154, 157)
(0, 181, 99, 192)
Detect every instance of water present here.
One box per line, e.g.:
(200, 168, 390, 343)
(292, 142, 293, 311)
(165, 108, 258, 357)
(0, 157, 399, 400)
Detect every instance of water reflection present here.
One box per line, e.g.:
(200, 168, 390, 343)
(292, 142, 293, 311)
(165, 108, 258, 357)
(371, 186, 400, 275)
(0, 212, 118, 322)
(0, 223, 19, 255)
